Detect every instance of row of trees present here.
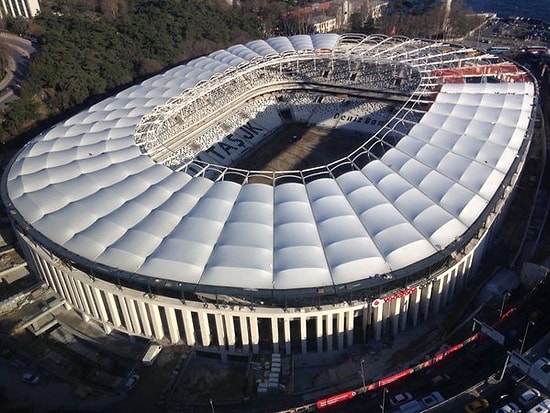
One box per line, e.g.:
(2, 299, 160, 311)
(0, 0, 264, 143)
(0, 0, 482, 145)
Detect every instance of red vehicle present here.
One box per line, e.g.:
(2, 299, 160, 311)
(316, 391, 356, 409)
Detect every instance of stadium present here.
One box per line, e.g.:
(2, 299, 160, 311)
(1, 33, 538, 355)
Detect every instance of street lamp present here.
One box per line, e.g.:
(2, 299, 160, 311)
(360, 359, 366, 393)
(210, 399, 215, 413)
(499, 291, 511, 318)
(380, 387, 389, 413)
(520, 321, 535, 354)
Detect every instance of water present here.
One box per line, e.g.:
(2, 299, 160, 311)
(463, 0, 550, 23)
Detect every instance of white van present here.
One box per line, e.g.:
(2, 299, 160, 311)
(142, 343, 162, 366)
(528, 399, 550, 413)
(399, 400, 424, 413)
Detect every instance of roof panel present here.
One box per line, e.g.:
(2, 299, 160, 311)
(2, 34, 535, 295)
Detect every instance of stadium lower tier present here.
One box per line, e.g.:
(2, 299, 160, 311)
(16, 226, 491, 354)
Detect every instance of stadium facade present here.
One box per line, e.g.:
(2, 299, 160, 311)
(1, 34, 537, 355)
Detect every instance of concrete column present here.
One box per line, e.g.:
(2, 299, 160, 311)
(362, 307, 369, 343)
(423, 283, 433, 321)
(6, 0, 16, 18)
(73, 279, 90, 315)
(337, 310, 345, 349)
(225, 315, 236, 352)
(82, 283, 100, 320)
(127, 298, 142, 335)
(326, 313, 333, 352)
(432, 279, 444, 314)
(198, 311, 211, 347)
(215, 313, 226, 349)
(316, 315, 323, 352)
(91, 287, 109, 323)
(56, 271, 75, 307)
(284, 318, 291, 354)
(449, 268, 458, 299)
(400, 296, 409, 331)
(410, 289, 421, 327)
(271, 317, 279, 353)
(118, 296, 133, 332)
(70, 277, 87, 316)
(239, 315, 249, 350)
(346, 309, 354, 347)
(166, 307, 180, 344)
(250, 316, 259, 353)
(300, 316, 307, 354)
(392, 297, 401, 336)
(136, 300, 153, 337)
(105, 292, 121, 327)
(182, 310, 196, 346)
(441, 272, 450, 307)
(373, 304, 383, 341)
(37, 258, 56, 293)
(148, 303, 164, 341)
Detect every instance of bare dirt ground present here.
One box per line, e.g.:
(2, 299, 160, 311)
(236, 123, 369, 172)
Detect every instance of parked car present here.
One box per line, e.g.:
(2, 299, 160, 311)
(495, 402, 522, 413)
(21, 372, 39, 385)
(422, 391, 444, 409)
(519, 389, 541, 406)
(527, 399, 550, 413)
(124, 374, 140, 391)
(430, 373, 451, 386)
(465, 398, 489, 413)
(389, 392, 413, 406)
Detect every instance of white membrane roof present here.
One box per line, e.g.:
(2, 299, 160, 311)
(4, 34, 535, 292)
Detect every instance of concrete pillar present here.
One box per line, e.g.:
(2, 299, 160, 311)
(136, 300, 153, 337)
(316, 315, 323, 352)
(182, 310, 196, 346)
(166, 307, 180, 344)
(392, 297, 401, 336)
(126, 298, 142, 335)
(118, 296, 133, 332)
(399, 296, 408, 331)
(432, 279, 444, 314)
(300, 316, 307, 354)
(91, 287, 109, 323)
(272, 317, 279, 353)
(346, 309, 354, 347)
(337, 310, 345, 349)
(423, 283, 433, 321)
(326, 313, 333, 352)
(374, 304, 383, 341)
(449, 268, 458, 298)
(148, 303, 164, 341)
(105, 292, 121, 328)
(410, 289, 421, 327)
(441, 272, 450, 307)
(362, 307, 369, 343)
(224, 315, 236, 351)
(215, 313, 226, 350)
(82, 283, 99, 320)
(198, 311, 211, 347)
(239, 315, 249, 351)
(284, 318, 291, 354)
(71, 278, 91, 314)
(250, 316, 259, 353)
(56, 272, 75, 307)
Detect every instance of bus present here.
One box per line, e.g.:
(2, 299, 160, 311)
(487, 46, 511, 55)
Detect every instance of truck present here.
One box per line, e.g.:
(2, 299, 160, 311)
(142, 343, 162, 366)
(398, 391, 445, 413)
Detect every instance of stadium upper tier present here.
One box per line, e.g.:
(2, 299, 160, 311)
(2, 34, 536, 298)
